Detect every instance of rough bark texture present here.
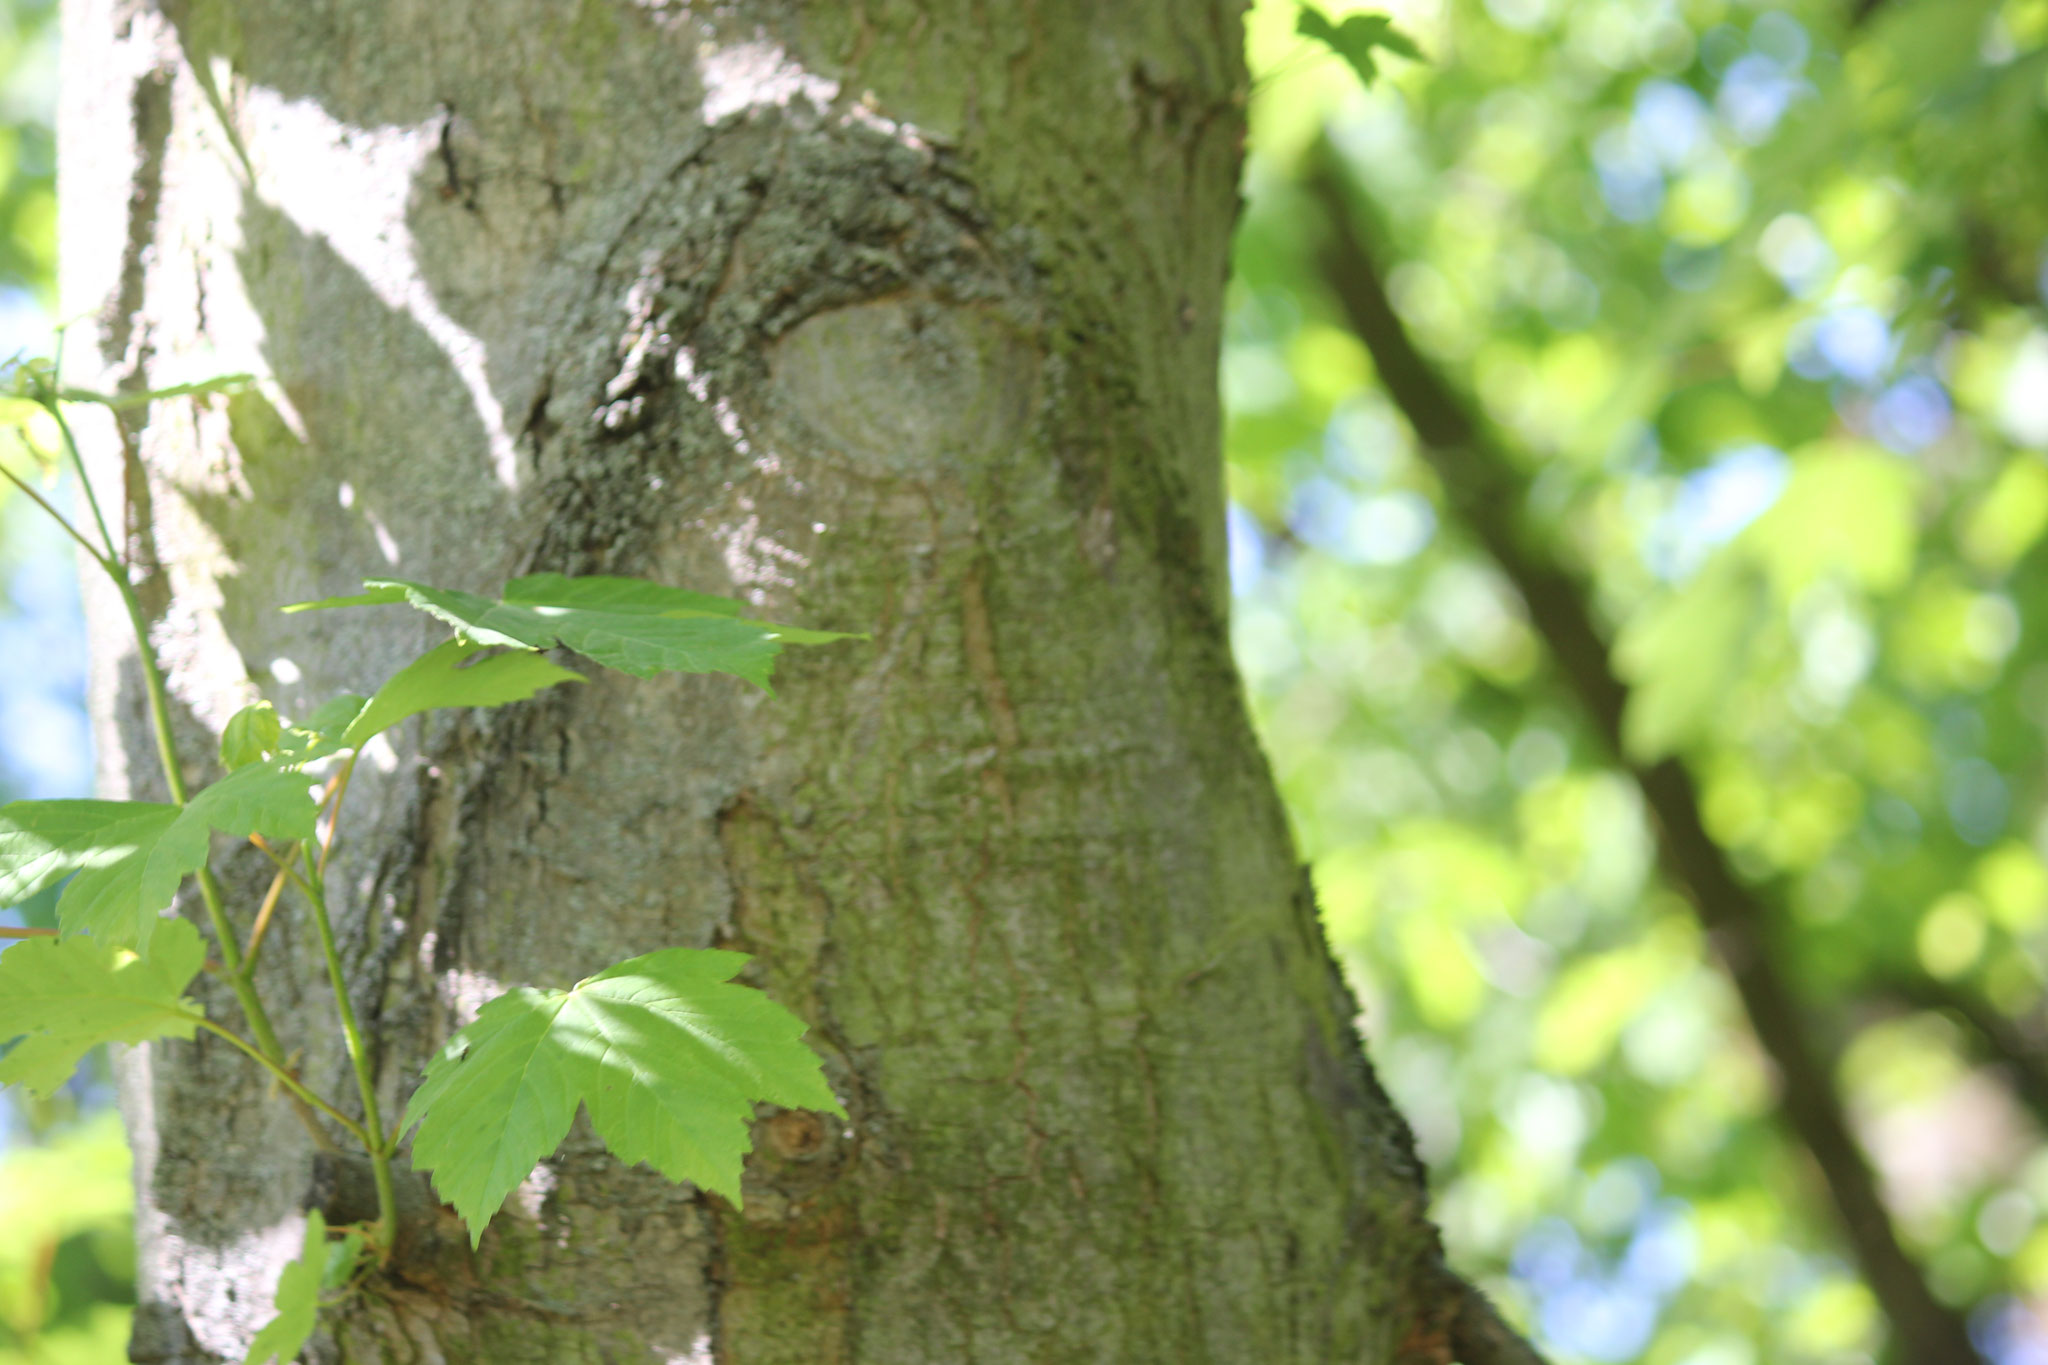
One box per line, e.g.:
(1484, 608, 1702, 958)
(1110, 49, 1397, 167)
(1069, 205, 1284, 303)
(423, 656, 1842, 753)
(63, 3, 1457, 1361)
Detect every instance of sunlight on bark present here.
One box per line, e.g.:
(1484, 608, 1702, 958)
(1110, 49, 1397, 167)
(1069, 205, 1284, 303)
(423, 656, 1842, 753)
(241, 89, 521, 490)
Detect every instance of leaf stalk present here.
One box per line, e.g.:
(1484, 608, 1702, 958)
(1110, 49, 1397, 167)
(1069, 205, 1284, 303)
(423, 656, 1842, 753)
(300, 757, 398, 1262)
(188, 1015, 369, 1146)
(37, 380, 320, 1142)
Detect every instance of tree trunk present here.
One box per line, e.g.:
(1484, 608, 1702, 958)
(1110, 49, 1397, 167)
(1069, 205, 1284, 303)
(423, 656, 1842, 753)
(62, 3, 1458, 1360)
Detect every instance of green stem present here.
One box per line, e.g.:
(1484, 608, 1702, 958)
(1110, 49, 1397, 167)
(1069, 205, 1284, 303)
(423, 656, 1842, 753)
(188, 1016, 370, 1147)
(0, 457, 113, 573)
(302, 765, 398, 1261)
(38, 385, 321, 1140)
(48, 392, 189, 807)
(40, 386, 120, 580)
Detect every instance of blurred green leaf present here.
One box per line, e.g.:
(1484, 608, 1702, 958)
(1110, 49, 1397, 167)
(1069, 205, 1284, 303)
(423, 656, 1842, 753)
(1616, 563, 1764, 763)
(0, 765, 315, 949)
(1296, 6, 1423, 90)
(219, 702, 281, 771)
(1746, 446, 1919, 601)
(243, 1211, 326, 1365)
(0, 918, 206, 1097)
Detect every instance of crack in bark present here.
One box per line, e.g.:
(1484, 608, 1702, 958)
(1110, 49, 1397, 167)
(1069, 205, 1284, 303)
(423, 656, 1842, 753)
(434, 103, 478, 212)
(103, 65, 175, 608)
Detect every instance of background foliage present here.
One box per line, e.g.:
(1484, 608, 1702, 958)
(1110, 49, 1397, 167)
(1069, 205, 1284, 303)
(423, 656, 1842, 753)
(6, 0, 2048, 1360)
(0, 2, 131, 1361)
(1235, 0, 2048, 1359)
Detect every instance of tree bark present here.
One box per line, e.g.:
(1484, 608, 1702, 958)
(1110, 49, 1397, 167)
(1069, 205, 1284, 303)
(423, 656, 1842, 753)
(61, 3, 1496, 1361)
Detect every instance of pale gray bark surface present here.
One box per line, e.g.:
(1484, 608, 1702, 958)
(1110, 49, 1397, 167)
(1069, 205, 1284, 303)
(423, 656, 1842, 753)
(61, 2, 1461, 1360)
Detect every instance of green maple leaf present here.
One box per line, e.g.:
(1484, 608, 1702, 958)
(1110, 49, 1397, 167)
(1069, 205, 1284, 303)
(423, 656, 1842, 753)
(274, 693, 370, 764)
(0, 916, 207, 1095)
(287, 573, 858, 692)
(0, 799, 174, 914)
(502, 572, 744, 618)
(262, 642, 579, 762)
(401, 948, 843, 1245)
(220, 701, 283, 770)
(1297, 5, 1424, 88)
(244, 1210, 327, 1365)
(0, 764, 318, 949)
(335, 638, 584, 748)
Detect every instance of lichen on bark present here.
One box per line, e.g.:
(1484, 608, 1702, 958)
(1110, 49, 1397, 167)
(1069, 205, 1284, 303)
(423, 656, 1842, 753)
(60, 1, 1462, 1360)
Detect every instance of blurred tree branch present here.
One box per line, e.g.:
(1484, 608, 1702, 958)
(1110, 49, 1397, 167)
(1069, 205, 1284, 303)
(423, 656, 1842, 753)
(1306, 147, 1985, 1365)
